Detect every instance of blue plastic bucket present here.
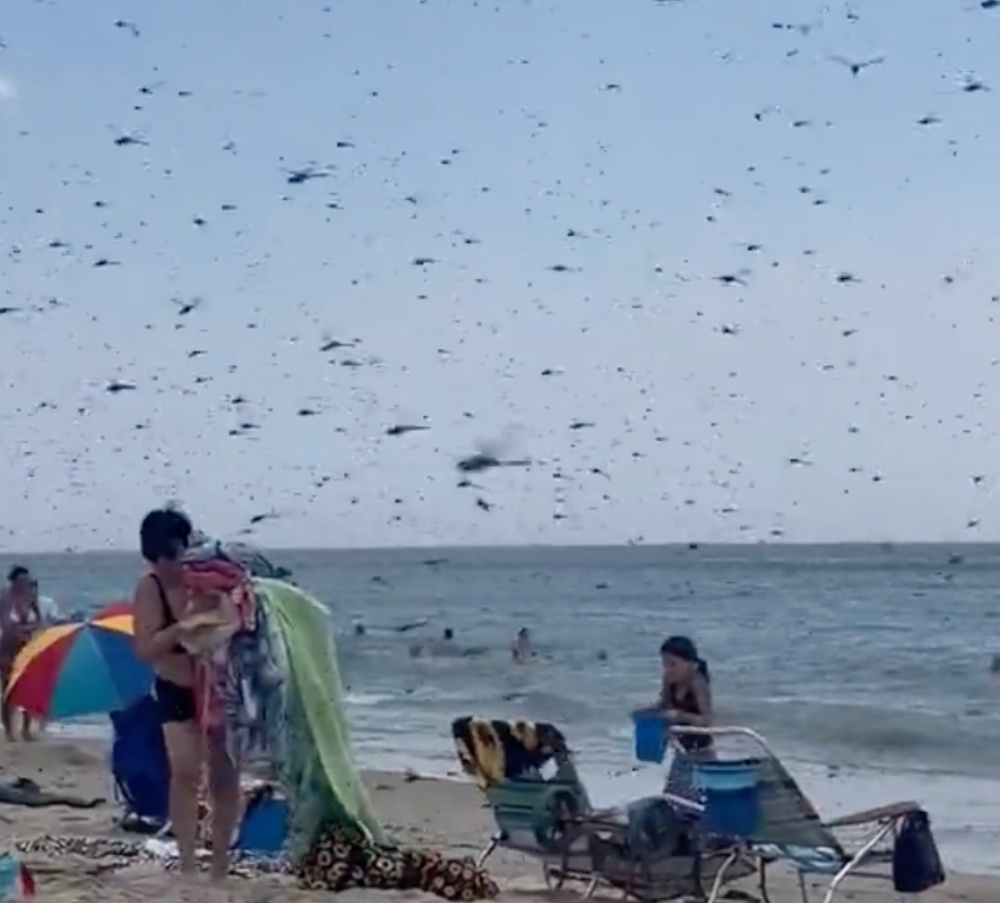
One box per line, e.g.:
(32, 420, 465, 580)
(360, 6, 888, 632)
(693, 759, 760, 836)
(631, 709, 667, 764)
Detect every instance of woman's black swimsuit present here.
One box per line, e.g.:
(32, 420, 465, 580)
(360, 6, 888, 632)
(669, 684, 713, 752)
(149, 574, 197, 724)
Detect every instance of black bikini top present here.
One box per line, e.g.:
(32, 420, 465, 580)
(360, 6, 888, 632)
(150, 573, 186, 654)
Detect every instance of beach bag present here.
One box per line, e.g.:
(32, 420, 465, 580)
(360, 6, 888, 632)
(892, 810, 945, 893)
(235, 785, 290, 855)
(110, 695, 170, 826)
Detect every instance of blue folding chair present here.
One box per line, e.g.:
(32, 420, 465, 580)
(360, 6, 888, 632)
(109, 695, 170, 833)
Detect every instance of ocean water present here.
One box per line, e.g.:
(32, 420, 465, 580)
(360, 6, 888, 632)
(17, 543, 1000, 876)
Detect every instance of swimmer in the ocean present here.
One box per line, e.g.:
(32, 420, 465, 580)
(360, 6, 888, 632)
(409, 628, 457, 658)
(511, 627, 533, 663)
(353, 623, 366, 637)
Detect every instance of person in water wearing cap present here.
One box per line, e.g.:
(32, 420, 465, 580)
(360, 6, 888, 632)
(658, 635, 713, 751)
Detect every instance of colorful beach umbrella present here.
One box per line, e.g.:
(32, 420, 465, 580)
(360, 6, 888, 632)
(93, 597, 132, 619)
(4, 615, 153, 720)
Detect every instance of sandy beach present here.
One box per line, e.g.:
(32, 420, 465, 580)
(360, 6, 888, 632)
(0, 735, 996, 903)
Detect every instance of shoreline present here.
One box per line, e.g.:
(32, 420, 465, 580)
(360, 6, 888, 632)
(0, 735, 998, 903)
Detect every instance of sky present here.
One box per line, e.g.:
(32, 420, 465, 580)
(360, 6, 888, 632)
(2, 0, 1000, 551)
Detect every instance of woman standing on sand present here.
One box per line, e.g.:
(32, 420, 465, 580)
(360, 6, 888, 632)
(133, 508, 240, 882)
(0, 566, 42, 741)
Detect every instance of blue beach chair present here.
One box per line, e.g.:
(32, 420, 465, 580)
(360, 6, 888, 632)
(666, 725, 945, 903)
(109, 695, 170, 832)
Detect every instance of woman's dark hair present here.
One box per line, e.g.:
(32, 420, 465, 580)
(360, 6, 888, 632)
(660, 634, 710, 682)
(7, 565, 30, 583)
(139, 508, 193, 563)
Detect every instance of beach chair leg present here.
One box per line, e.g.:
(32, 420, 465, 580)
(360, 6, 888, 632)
(705, 847, 742, 903)
(582, 875, 599, 899)
(758, 860, 773, 903)
(544, 863, 570, 891)
(818, 821, 895, 903)
(475, 833, 500, 868)
(796, 871, 810, 903)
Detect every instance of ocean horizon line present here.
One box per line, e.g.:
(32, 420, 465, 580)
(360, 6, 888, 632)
(5, 538, 998, 558)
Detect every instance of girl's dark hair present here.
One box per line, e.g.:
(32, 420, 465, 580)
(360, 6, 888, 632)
(139, 508, 193, 563)
(7, 565, 29, 582)
(660, 634, 710, 682)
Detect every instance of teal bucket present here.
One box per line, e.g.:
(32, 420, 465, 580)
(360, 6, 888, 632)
(693, 759, 760, 836)
(631, 709, 667, 764)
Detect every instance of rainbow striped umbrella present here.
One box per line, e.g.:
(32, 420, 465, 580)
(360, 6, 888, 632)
(4, 614, 153, 720)
(93, 598, 132, 619)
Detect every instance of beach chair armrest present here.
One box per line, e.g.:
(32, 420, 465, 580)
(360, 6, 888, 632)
(662, 792, 703, 817)
(575, 809, 610, 830)
(824, 801, 921, 828)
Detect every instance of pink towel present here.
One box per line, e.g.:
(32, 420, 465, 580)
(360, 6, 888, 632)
(180, 558, 255, 739)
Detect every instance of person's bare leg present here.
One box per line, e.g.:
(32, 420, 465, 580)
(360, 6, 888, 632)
(1, 694, 15, 741)
(207, 741, 240, 883)
(163, 721, 203, 875)
(21, 711, 35, 741)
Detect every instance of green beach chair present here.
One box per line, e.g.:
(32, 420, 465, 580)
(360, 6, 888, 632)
(451, 716, 756, 902)
(666, 726, 945, 903)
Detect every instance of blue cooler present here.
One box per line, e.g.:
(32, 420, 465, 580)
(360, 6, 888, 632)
(693, 759, 760, 836)
(631, 709, 667, 764)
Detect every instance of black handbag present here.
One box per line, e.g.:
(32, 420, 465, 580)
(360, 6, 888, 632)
(892, 810, 945, 894)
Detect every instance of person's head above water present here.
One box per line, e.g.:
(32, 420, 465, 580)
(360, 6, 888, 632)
(353, 623, 366, 636)
(443, 628, 454, 641)
(140, 507, 193, 579)
(660, 635, 709, 685)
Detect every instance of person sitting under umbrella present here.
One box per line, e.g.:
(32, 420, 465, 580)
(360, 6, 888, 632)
(0, 566, 42, 741)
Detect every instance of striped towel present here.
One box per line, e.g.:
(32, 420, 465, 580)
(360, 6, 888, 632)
(663, 751, 704, 807)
